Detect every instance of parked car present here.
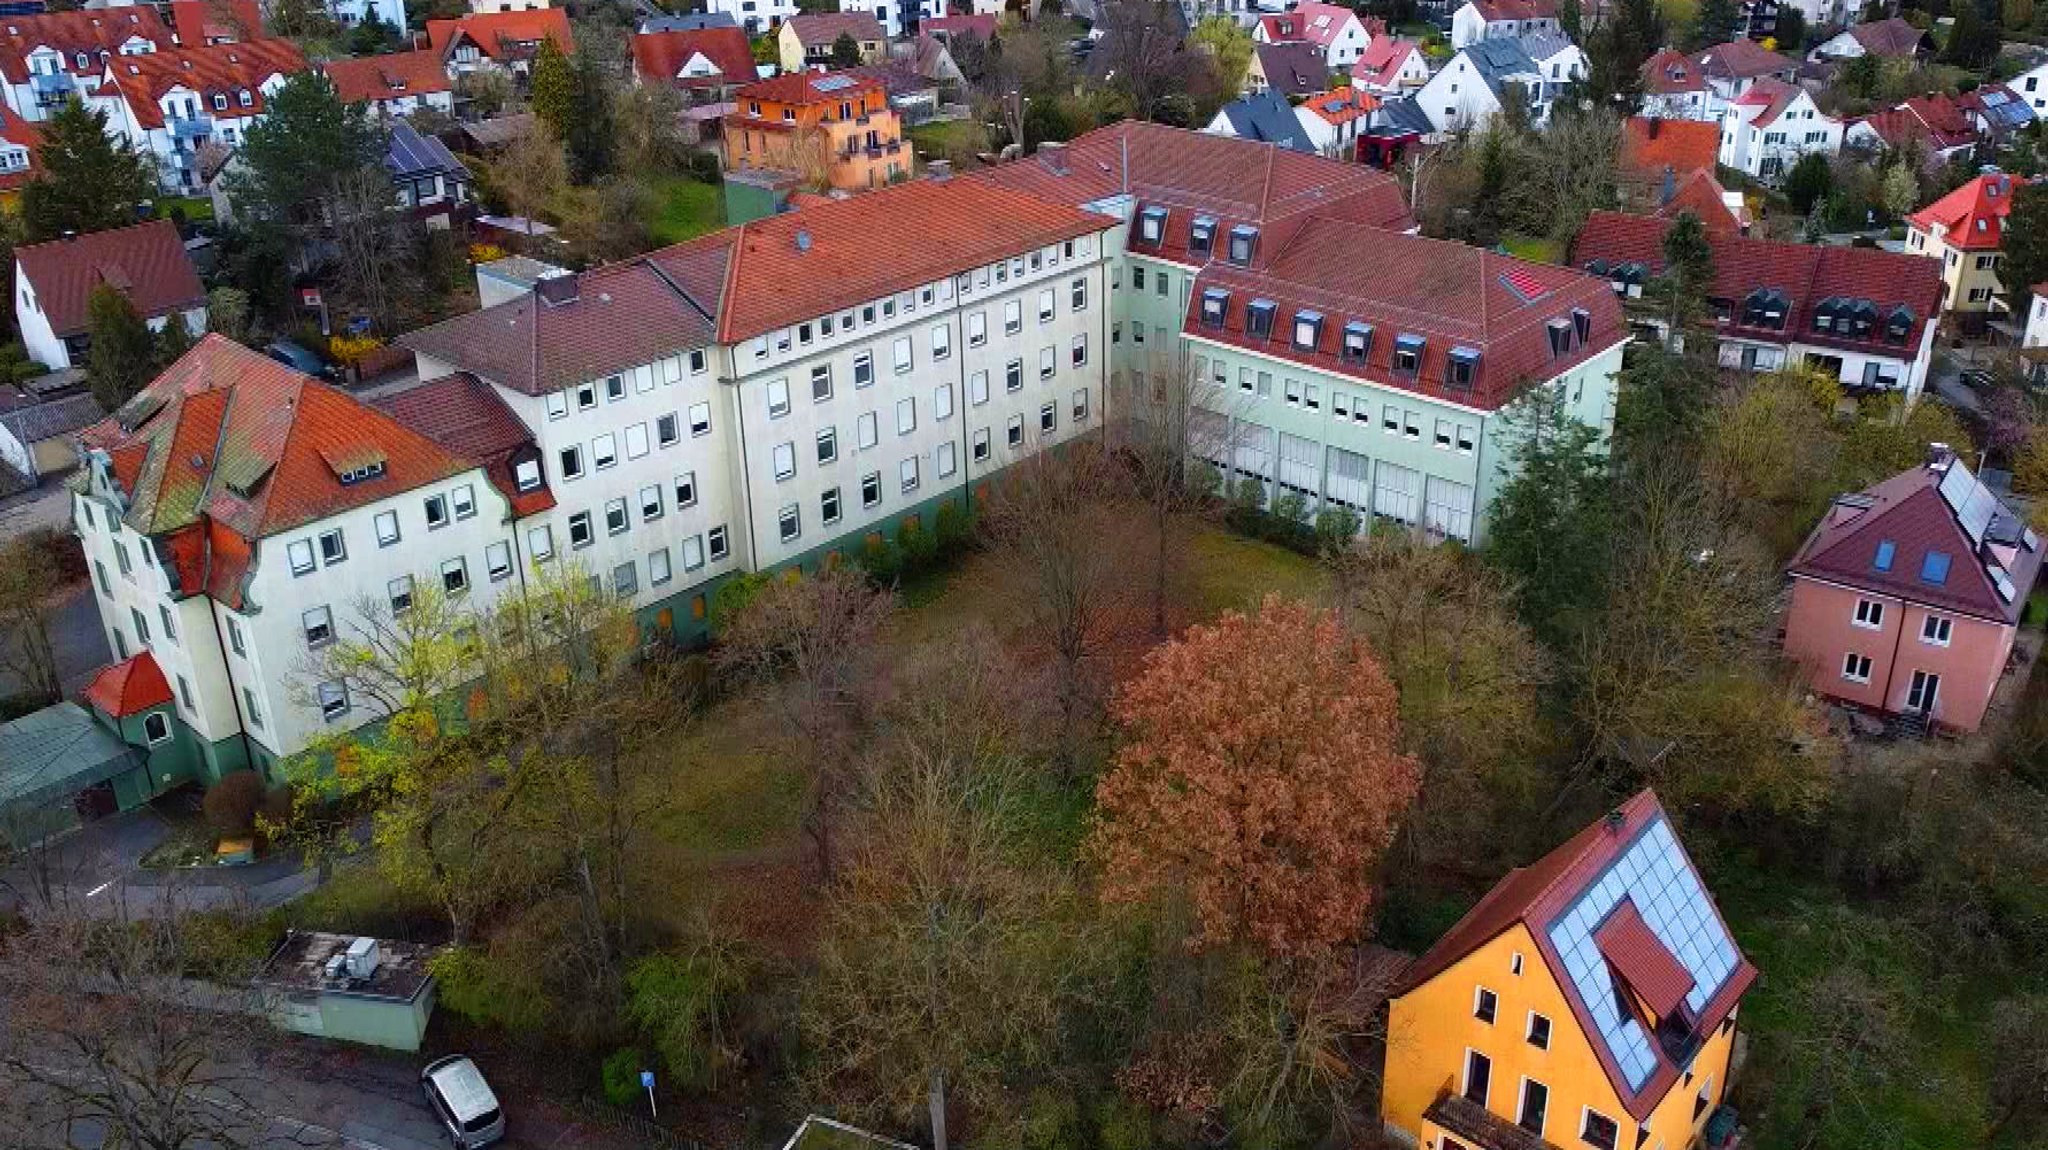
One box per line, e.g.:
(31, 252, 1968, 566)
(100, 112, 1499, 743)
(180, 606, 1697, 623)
(264, 340, 340, 381)
(1959, 368, 1996, 390)
(420, 1056, 505, 1149)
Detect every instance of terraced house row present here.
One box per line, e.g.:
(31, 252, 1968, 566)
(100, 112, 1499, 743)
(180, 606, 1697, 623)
(65, 123, 1628, 771)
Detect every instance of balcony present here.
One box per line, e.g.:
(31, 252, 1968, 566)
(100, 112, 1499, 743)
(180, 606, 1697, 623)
(168, 114, 214, 140)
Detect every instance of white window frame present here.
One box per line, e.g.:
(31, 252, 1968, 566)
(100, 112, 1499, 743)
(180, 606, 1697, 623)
(1920, 614, 1952, 646)
(1853, 599, 1883, 629)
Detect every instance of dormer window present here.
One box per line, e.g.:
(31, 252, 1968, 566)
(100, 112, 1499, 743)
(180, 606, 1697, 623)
(1292, 310, 1323, 351)
(212, 92, 227, 110)
(1227, 225, 1258, 265)
(238, 88, 252, 107)
(1341, 321, 1372, 364)
(1546, 317, 1572, 357)
(1742, 288, 1786, 329)
(1572, 306, 1591, 346)
(1812, 297, 1836, 333)
(1886, 306, 1914, 345)
(1447, 346, 1480, 391)
(1200, 287, 1229, 327)
(1189, 216, 1216, 257)
(75, 51, 88, 68)
(1246, 298, 1277, 340)
(1584, 258, 1609, 278)
(1393, 333, 1424, 375)
(1850, 300, 1876, 337)
(1139, 206, 1167, 244)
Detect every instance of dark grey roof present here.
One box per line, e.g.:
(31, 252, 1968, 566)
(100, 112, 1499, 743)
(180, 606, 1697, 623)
(386, 121, 468, 181)
(0, 392, 103, 444)
(1215, 90, 1315, 153)
(1254, 41, 1328, 96)
(1463, 37, 1540, 95)
(1370, 95, 1435, 135)
(639, 11, 736, 31)
(1515, 30, 1574, 61)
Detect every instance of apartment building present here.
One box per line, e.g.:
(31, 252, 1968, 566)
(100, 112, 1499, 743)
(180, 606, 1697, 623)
(0, 8, 174, 124)
(1905, 172, 2022, 325)
(88, 38, 309, 191)
(723, 69, 907, 192)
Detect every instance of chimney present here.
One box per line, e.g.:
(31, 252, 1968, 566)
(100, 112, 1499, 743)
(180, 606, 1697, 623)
(534, 272, 580, 306)
(1661, 164, 1676, 206)
(1038, 140, 1068, 174)
(927, 158, 952, 181)
(1603, 808, 1626, 834)
(1926, 442, 1955, 472)
(1648, 114, 1661, 137)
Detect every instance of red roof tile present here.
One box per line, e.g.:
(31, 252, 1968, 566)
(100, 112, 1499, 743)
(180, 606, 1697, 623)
(1789, 460, 2042, 624)
(1621, 115, 1719, 177)
(15, 220, 204, 337)
(1730, 75, 1804, 127)
(1256, 1, 1361, 48)
(1351, 36, 1422, 87)
(783, 10, 883, 46)
(1594, 899, 1695, 1018)
(169, 0, 262, 44)
(1854, 93, 1975, 152)
(1394, 791, 1757, 1123)
(101, 38, 308, 129)
(1694, 37, 1795, 80)
(1185, 219, 1625, 412)
(0, 8, 174, 86)
(1846, 16, 1926, 57)
(426, 9, 571, 64)
(629, 27, 757, 89)
(1303, 86, 1376, 125)
(1642, 48, 1706, 94)
(371, 372, 554, 518)
(1907, 172, 2025, 251)
(82, 652, 173, 717)
(322, 49, 452, 103)
(1572, 210, 1943, 357)
(1656, 168, 1744, 234)
(1469, 0, 1557, 20)
(732, 66, 884, 109)
(0, 108, 40, 191)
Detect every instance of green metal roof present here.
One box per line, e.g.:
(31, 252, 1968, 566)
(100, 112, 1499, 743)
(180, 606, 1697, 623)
(0, 702, 139, 814)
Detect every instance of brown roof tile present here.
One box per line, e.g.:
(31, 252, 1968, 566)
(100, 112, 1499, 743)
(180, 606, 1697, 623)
(322, 49, 452, 103)
(101, 38, 308, 129)
(15, 220, 205, 337)
(0, 8, 174, 85)
(629, 27, 757, 88)
(82, 652, 173, 716)
(371, 372, 554, 517)
(784, 10, 883, 46)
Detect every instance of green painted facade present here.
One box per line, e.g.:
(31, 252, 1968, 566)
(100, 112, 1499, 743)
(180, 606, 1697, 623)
(268, 984, 436, 1052)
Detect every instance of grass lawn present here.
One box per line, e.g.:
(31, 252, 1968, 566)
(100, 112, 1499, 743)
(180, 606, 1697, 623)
(1500, 232, 1564, 265)
(649, 176, 725, 246)
(905, 118, 989, 169)
(154, 195, 215, 224)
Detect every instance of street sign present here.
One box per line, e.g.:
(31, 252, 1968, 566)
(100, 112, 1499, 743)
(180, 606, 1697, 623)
(640, 1070, 657, 1119)
(300, 287, 322, 308)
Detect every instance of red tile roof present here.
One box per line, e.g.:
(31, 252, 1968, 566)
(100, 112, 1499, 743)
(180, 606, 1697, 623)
(426, 8, 572, 64)
(685, 176, 1112, 344)
(1846, 16, 1926, 57)
(921, 14, 997, 40)
(1907, 172, 2024, 251)
(372, 372, 553, 518)
(1256, 1, 1362, 48)
(1468, 0, 1557, 20)
(1594, 899, 1695, 1018)
(1789, 459, 2042, 624)
(1641, 48, 1706, 94)
(400, 256, 717, 396)
(1620, 115, 1719, 177)
(82, 652, 173, 717)
(0, 8, 174, 85)
(101, 38, 308, 129)
(169, 0, 262, 44)
(732, 66, 883, 109)
(14, 220, 205, 337)
(1394, 791, 1757, 1123)
(1303, 86, 1376, 125)
(79, 336, 477, 575)
(784, 10, 883, 47)
(1694, 37, 1796, 80)
(1730, 75, 1805, 127)
(0, 109, 41, 192)
(322, 49, 452, 104)
(1572, 210, 1943, 357)
(1854, 93, 1975, 152)
(1186, 218, 1626, 412)
(629, 27, 757, 89)
(1656, 168, 1744, 233)
(1350, 36, 1422, 88)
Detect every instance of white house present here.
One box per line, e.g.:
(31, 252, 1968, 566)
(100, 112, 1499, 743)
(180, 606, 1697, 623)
(0, 7, 172, 124)
(321, 49, 454, 120)
(1810, 17, 1926, 63)
(1718, 77, 1841, 182)
(1416, 38, 1559, 133)
(14, 221, 206, 372)
(1296, 86, 1374, 159)
(1253, 2, 1372, 70)
(2012, 58, 2048, 117)
(704, 0, 798, 35)
(2024, 283, 2048, 347)
(1640, 48, 1714, 121)
(1519, 31, 1586, 91)
(88, 38, 309, 191)
(1350, 36, 1430, 96)
(1449, 0, 1559, 50)
(836, 0, 945, 40)
(324, 0, 405, 30)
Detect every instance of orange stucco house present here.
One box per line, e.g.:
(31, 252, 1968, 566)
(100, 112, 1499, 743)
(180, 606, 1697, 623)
(722, 69, 906, 192)
(1383, 791, 1755, 1150)
(1783, 448, 2040, 734)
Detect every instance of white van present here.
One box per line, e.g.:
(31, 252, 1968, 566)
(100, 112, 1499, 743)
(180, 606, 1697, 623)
(420, 1055, 506, 1148)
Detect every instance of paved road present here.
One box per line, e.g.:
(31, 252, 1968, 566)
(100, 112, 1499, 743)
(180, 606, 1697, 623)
(0, 481, 72, 541)
(1924, 349, 1985, 418)
(1, 807, 318, 920)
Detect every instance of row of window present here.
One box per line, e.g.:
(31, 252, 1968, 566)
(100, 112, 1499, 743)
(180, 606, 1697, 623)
(286, 484, 480, 579)
(1849, 598, 1954, 645)
(543, 351, 712, 420)
(558, 405, 711, 484)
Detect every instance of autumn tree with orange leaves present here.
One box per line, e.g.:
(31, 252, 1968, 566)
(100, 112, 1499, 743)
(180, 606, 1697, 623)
(1092, 595, 1423, 959)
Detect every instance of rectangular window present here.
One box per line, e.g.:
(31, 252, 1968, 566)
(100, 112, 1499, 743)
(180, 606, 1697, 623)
(650, 547, 672, 585)
(1921, 615, 1952, 645)
(1072, 334, 1087, 367)
(675, 471, 697, 508)
(900, 456, 920, 493)
(822, 486, 843, 524)
(1382, 405, 1399, 433)
(625, 423, 650, 459)
(227, 617, 246, 656)
(1474, 986, 1497, 1023)
(441, 557, 469, 595)
(640, 484, 663, 520)
(1040, 346, 1056, 380)
(593, 434, 618, 470)
(893, 336, 914, 374)
(287, 539, 315, 576)
(1517, 1079, 1548, 1135)
(1854, 599, 1883, 629)
(312, 528, 346, 566)
(937, 440, 957, 477)
(1435, 419, 1453, 448)
(1040, 402, 1057, 434)
(318, 680, 349, 722)
(968, 311, 987, 346)
(577, 382, 597, 410)
(972, 428, 990, 462)
(1404, 412, 1421, 439)
(130, 606, 151, 646)
(528, 525, 554, 561)
(1007, 415, 1024, 447)
(862, 471, 882, 508)
(1004, 300, 1022, 334)
(931, 324, 951, 360)
(811, 364, 833, 403)
(854, 352, 874, 388)
(1073, 388, 1090, 422)
(449, 485, 475, 521)
(708, 525, 729, 561)
(558, 445, 591, 488)
(159, 604, 177, 643)
(658, 413, 680, 446)
(1007, 359, 1024, 392)
(818, 428, 839, 464)
(1038, 287, 1056, 323)
(1071, 277, 1087, 311)
(606, 375, 626, 402)
(606, 497, 630, 535)
(1526, 1013, 1551, 1050)
(689, 402, 712, 436)
(1842, 652, 1873, 683)
(1463, 1050, 1491, 1106)
(613, 561, 637, 599)
(897, 397, 917, 435)
(773, 441, 797, 481)
(1581, 1110, 1618, 1150)
(858, 412, 879, 449)
(486, 541, 513, 582)
(514, 458, 543, 491)
(244, 686, 263, 728)
(767, 377, 791, 418)
(779, 504, 801, 542)
(547, 392, 568, 420)
(681, 535, 705, 571)
(933, 383, 954, 421)
(970, 371, 989, 405)
(570, 511, 594, 548)
(389, 575, 414, 614)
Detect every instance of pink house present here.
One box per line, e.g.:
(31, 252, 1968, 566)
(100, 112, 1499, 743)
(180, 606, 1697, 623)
(1784, 450, 2041, 733)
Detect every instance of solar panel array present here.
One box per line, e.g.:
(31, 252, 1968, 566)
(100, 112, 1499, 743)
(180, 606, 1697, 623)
(1545, 817, 1742, 1093)
(812, 74, 857, 92)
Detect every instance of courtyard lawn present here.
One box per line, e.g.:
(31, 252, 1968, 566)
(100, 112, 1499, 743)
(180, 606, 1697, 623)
(649, 176, 725, 246)
(906, 119, 989, 170)
(154, 195, 215, 224)
(1500, 232, 1564, 265)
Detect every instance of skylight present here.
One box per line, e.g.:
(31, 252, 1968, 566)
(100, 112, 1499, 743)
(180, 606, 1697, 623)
(1873, 540, 1895, 571)
(1920, 551, 1951, 584)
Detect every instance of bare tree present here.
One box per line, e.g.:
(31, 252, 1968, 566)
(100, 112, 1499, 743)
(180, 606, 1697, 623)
(0, 887, 268, 1150)
(489, 121, 568, 237)
(1093, 0, 1219, 123)
(1120, 344, 1235, 636)
(713, 566, 895, 881)
(0, 535, 62, 705)
(979, 438, 1139, 773)
(328, 165, 417, 333)
(290, 576, 475, 724)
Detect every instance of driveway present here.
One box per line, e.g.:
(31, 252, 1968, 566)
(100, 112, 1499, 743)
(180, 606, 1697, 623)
(0, 806, 317, 920)
(1924, 351, 1985, 418)
(0, 481, 72, 543)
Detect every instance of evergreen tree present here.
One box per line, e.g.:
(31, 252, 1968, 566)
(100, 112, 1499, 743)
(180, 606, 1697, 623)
(830, 31, 863, 67)
(19, 99, 155, 243)
(1773, 7, 1806, 51)
(153, 312, 195, 368)
(1940, 0, 2000, 69)
(1783, 151, 1832, 213)
(2001, 183, 2048, 313)
(230, 73, 384, 231)
(86, 285, 158, 414)
(1485, 385, 1613, 649)
(1470, 126, 1513, 244)
(529, 39, 574, 141)
(564, 44, 617, 183)
(1585, 0, 1663, 111)
(1687, 0, 1740, 49)
(1659, 210, 1716, 344)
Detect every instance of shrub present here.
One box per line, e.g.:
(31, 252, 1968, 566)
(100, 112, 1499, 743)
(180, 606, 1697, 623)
(1019, 1089, 1084, 1150)
(859, 533, 902, 584)
(1313, 505, 1362, 555)
(202, 770, 266, 838)
(709, 571, 771, 634)
(934, 498, 973, 554)
(898, 516, 938, 572)
(600, 1047, 644, 1108)
(1096, 1097, 1154, 1150)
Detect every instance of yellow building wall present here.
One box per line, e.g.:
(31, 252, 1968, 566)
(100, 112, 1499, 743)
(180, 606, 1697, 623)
(1384, 922, 1738, 1150)
(1911, 226, 2006, 314)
